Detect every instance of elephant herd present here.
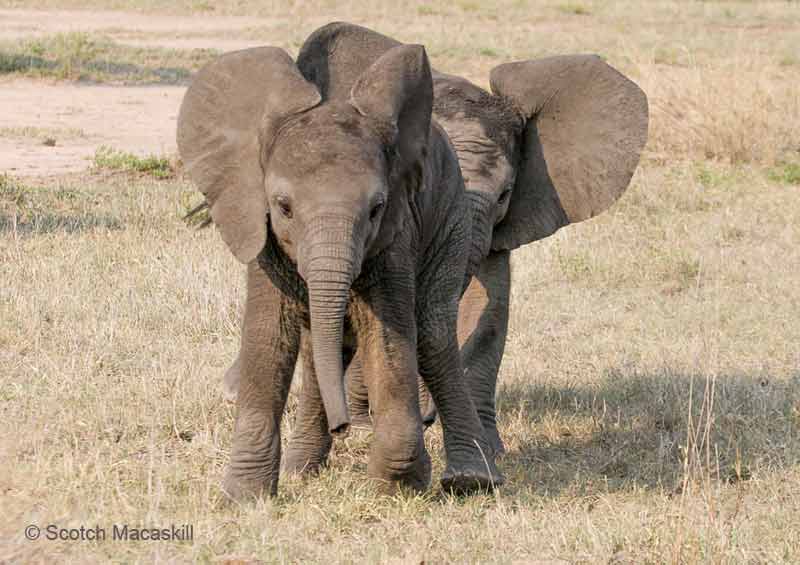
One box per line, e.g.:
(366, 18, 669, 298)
(176, 22, 649, 499)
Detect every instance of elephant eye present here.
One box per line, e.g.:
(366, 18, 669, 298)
(276, 195, 293, 219)
(498, 188, 512, 203)
(370, 199, 385, 221)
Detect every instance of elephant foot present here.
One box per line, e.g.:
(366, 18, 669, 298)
(421, 403, 437, 429)
(221, 472, 275, 502)
(282, 441, 331, 476)
(368, 422, 432, 493)
(371, 449, 432, 494)
(441, 447, 504, 494)
(484, 425, 506, 458)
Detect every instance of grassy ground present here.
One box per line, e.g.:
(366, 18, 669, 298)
(1, 1, 800, 563)
(0, 32, 216, 83)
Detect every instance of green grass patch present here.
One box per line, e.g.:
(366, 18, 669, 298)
(0, 173, 34, 210)
(557, 250, 595, 282)
(768, 162, 800, 185)
(694, 163, 743, 189)
(557, 2, 591, 15)
(93, 146, 175, 179)
(0, 125, 87, 141)
(0, 32, 217, 84)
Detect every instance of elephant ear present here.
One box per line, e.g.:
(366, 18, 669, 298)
(177, 47, 321, 263)
(489, 55, 649, 251)
(350, 44, 433, 178)
(297, 22, 401, 101)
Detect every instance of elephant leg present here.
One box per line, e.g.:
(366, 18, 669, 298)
(416, 252, 504, 493)
(458, 250, 510, 456)
(346, 349, 372, 430)
(351, 281, 431, 492)
(222, 260, 301, 500)
(350, 357, 434, 431)
(351, 359, 434, 431)
(418, 376, 436, 428)
(417, 323, 504, 493)
(222, 353, 242, 402)
(283, 328, 333, 476)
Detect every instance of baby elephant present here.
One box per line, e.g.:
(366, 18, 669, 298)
(177, 43, 502, 498)
(223, 23, 649, 463)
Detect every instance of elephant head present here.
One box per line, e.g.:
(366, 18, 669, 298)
(298, 23, 649, 264)
(177, 44, 433, 435)
(436, 57, 649, 255)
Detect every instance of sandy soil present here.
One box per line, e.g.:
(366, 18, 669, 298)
(0, 8, 278, 42)
(0, 79, 185, 176)
(0, 9, 274, 177)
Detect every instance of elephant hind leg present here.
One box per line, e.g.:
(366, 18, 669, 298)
(419, 376, 437, 428)
(345, 350, 372, 430)
(350, 360, 436, 432)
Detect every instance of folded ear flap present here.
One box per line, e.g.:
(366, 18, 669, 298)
(489, 55, 649, 251)
(177, 47, 321, 263)
(349, 44, 433, 177)
(297, 22, 402, 101)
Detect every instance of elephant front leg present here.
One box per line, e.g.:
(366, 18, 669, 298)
(417, 259, 504, 493)
(352, 285, 431, 492)
(222, 261, 301, 500)
(458, 250, 511, 456)
(222, 354, 242, 402)
(283, 328, 333, 476)
(417, 327, 504, 493)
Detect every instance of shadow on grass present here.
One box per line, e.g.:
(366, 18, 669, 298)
(496, 370, 800, 496)
(0, 212, 123, 234)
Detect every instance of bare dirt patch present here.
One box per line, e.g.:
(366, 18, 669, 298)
(0, 9, 281, 176)
(0, 8, 279, 42)
(0, 78, 183, 176)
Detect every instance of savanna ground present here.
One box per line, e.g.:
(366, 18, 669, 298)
(1, 0, 799, 562)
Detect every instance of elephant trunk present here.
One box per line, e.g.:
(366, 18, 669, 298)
(466, 192, 494, 276)
(299, 217, 363, 436)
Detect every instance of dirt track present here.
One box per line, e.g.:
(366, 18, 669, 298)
(1, 79, 184, 176)
(0, 9, 272, 177)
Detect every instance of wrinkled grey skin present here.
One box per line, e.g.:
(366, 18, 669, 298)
(223, 23, 649, 470)
(179, 43, 503, 499)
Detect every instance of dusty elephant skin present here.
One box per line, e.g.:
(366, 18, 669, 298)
(225, 22, 649, 463)
(178, 42, 502, 499)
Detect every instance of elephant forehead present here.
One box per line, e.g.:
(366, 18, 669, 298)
(269, 105, 386, 177)
(444, 119, 515, 187)
(433, 86, 522, 153)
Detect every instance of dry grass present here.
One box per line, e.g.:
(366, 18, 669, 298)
(1, 1, 800, 563)
(0, 32, 216, 83)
